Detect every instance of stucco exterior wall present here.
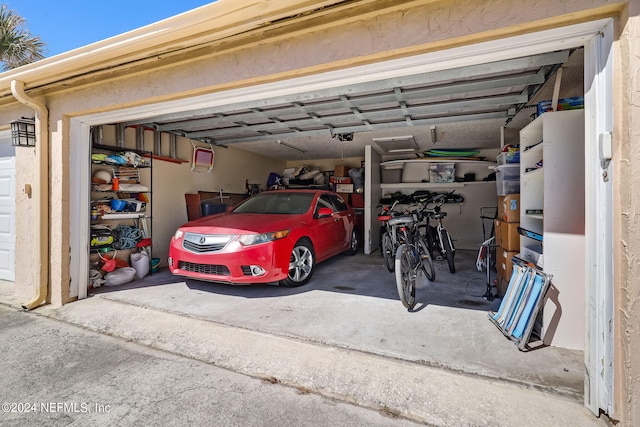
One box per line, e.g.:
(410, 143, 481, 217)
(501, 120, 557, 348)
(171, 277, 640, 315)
(1, 0, 638, 423)
(615, 3, 640, 425)
(13, 121, 41, 301)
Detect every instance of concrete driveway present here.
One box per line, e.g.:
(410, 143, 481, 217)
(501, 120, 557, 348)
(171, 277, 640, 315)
(1, 250, 601, 425)
(88, 249, 584, 398)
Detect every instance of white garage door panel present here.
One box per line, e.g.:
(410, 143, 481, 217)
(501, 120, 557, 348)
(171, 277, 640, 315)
(0, 157, 16, 281)
(0, 212, 13, 238)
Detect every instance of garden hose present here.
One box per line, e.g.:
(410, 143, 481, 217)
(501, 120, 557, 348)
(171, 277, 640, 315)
(113, 225, 143, 250)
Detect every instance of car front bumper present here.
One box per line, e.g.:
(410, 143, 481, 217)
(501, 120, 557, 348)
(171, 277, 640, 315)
(168, 237, 290, 284)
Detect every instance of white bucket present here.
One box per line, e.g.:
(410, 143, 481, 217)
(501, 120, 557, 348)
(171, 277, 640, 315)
(130, 252, 150, 279)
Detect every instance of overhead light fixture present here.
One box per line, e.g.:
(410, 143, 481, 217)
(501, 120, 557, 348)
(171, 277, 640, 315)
(10, 117, 36, 147)
(276, 140, 306, 154)
(372, 135, 418, 154)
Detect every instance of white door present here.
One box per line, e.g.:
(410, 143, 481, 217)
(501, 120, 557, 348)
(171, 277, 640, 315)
(0, 156, 16, 281)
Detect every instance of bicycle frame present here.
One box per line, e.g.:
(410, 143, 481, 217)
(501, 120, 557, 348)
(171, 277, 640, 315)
(434, 217, 454, 256)
(421, 193, 456, 273)
(394, 210, 435, 309)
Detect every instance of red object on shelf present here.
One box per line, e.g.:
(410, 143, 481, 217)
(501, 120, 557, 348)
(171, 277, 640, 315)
(136, 238, 152, 248)
(350, 193, 364, 208)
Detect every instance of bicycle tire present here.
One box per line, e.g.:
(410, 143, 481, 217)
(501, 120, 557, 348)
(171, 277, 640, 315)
(395, 244, 416, 310)
(417, 239, 435, 281)
(381, 232, 395, 272)
(441, 229, 456, 273)
(426, 225, 437, 259)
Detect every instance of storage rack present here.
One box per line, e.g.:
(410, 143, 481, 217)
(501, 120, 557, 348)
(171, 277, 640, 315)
(90, 143, 152, 261)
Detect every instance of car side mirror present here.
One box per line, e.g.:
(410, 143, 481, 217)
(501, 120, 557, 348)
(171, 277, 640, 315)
(317, 207, 333, 218)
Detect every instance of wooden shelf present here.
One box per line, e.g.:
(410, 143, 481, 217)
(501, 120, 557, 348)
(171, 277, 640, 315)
(141, 153, 189, 164)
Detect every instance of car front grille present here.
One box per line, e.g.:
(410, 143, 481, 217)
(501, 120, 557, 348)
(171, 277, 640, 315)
(182, 233, 233, 253)
(241, 266, 252, 276)
(178, 261, 230, 276)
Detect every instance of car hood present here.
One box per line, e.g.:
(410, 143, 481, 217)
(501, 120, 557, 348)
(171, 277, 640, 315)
(179, 213, 305, 234)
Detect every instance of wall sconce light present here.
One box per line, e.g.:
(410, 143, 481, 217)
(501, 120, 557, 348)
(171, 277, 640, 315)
(430, 126, 437, 144)
(11, 117, 36, 147)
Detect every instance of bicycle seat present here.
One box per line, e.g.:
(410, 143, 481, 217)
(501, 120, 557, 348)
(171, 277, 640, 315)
(388, 215, 414, 227)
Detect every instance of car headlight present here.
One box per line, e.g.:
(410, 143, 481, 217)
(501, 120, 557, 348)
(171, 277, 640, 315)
(238, 229, 290, 246)
(173, 230, 184, 240)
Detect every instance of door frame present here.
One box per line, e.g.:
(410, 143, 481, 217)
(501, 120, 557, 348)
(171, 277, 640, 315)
(583, 20, 615, 417)
(68, 18, 614, 414)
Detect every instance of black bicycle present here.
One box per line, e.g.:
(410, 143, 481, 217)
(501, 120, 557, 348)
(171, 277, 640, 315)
(421, 193, 456, 274)
(394, 208, 436, 309)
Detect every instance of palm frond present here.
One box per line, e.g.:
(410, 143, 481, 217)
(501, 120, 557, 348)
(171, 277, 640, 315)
(0, 5, 46, 70)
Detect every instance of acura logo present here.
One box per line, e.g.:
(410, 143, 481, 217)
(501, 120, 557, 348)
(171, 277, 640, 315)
(199, 237, 206, 244)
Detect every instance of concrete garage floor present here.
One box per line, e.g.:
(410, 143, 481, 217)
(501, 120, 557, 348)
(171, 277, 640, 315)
(88, 249, 585, 400)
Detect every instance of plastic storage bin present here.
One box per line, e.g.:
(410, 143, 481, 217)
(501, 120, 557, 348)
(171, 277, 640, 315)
(200, 200, 227, 216)
(380, 162, 403, 183)
(402, 162, 430, 183)
(429, 162, 455, 183)
(497, 151, 520, 165)
(495, 164, 520, 196)
(536, 96, 584, 117)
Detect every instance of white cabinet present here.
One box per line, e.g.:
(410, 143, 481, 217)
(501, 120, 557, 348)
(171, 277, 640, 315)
(519, 109, 585, 350)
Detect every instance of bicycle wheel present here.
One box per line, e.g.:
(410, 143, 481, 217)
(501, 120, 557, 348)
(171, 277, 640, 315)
(417, 239, 435, 281)
(394, 244, 416, 310)
(440, 229, 456, 273)
(379, 226, 386, 257)
(426, 225, 437, 259)
(381, 232, 395, 272)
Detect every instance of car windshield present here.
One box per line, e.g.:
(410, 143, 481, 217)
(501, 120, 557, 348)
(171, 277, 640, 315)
(233, 192, 314, 214)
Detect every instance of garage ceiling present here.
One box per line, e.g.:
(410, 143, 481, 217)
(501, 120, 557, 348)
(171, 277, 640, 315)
(125, 48, 581, 160)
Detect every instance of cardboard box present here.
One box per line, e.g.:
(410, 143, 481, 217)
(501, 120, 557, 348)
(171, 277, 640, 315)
(334, 165, 350, 177)
(496, 247, 518, 290)
(334, 183, 354, 193)
(336, 193, 351, 204)
(495, 219, 520, 252)
(330, 176, 352, 184)
(496, 275, 510, 298)
(498, 194, 520, 223)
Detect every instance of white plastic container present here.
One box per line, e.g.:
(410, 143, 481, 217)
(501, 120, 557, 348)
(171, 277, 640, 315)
(495, 164, 521, 196)
(402, 161, 430, 183)
(429, 163, 455, 183)
(130, 252, 150, 279)
(380, 162, 404, 183)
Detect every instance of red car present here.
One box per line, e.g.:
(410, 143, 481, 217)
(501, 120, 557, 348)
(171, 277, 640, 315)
(168, 189, 358, 286)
